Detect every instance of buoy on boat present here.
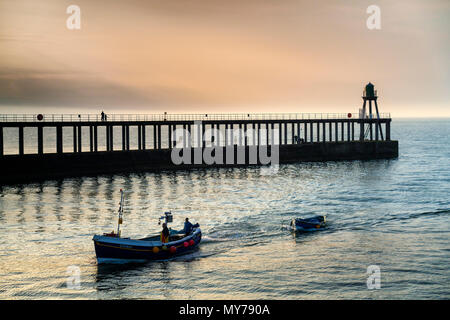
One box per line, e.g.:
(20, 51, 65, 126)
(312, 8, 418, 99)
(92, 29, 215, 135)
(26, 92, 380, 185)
(152, 247, 159, 254)
(184, 241, 189, 247)
(189, 240, 195, 246)
(170, 246, 176, 253)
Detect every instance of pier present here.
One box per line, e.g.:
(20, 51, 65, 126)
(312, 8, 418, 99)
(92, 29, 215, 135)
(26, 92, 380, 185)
(0, 112, 393, 155)
(0, 111, 397, 184)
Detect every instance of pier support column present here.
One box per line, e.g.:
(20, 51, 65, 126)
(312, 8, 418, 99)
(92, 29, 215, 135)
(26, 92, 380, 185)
(153, 125, 157, 149)
(369, 100, 373, 141)
(375, 121, 379, 141)
(107, 126, 111, 151)
(202, 123, 206, 148)
(335, 122, 338, 142)
(284, 123, 287, 145)
(57, 126, 63, 154)
(142, 125, 146, 149)
(304, 123, 307, 142)
(347, 121, 351, 142)
(322, 122, 326, 142)
(279, 123, 282, 145)
(244, 124, 248, 146)
(374, 99, 384, 141)
(108, 126, 113, 151)
(73, 126, 77, 153)
(106, 126, 110, 151)
(291, 123, 295, 144)
(168, 124, 172, 149)
(386, 121, 391, 141)
(329, 122, 332, 142)
(310, 122, 313, 143)
(110, 126, 114, 151)
(138, 125, 142, 150)
(89, 126, 93, 152)
(360, 100, 367, 141)
(19, 127, 24, 155)
(341, 122, 344, 142)
(317, 122, 320, 142)
(37, 126, 43, 154)
(0, 126, 3, 156)
(297, 122, 301, 143)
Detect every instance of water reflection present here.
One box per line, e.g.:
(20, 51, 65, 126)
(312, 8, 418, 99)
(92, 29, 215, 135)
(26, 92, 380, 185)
(95, 261, 173, 294)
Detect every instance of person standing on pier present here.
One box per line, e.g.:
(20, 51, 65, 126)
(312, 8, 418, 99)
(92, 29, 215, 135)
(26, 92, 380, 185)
(101, 111, 105, 121)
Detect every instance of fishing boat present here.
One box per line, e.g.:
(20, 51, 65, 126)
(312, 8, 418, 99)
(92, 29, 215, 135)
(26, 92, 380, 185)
(93, 189, 201, 264)
(290, 215, 326, 232)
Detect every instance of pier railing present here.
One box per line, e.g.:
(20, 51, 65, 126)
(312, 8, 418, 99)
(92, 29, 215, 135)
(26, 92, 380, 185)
(0, 112, 391, 123)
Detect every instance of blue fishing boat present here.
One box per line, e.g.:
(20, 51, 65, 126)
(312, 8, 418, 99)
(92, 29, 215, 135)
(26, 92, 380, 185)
(93, 190, 201, 264)
(290, 215, 326, 232)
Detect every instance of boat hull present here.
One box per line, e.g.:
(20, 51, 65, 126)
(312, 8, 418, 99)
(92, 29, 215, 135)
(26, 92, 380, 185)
(93, 228, 202, 263)
(291, 216, 326, 232)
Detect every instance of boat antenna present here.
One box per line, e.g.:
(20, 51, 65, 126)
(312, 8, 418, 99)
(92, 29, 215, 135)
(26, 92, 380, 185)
(117, 189, 124, 237)
(158, 211, 173, 226)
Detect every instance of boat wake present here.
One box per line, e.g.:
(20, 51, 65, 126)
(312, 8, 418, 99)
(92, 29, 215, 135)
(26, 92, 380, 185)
(363, 208, 450, 229)
(170, 250, 224, 261)
(391, 208, 450, 221)
(200, 235, 229, 244)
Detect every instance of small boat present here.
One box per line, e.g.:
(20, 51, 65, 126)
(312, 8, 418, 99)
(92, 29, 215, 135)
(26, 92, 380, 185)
(290, 215, 326, 232)
(93, 190, 201, 264)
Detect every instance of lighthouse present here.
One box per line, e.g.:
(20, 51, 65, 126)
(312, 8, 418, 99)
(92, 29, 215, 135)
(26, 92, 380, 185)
(360, 82, 384, 141)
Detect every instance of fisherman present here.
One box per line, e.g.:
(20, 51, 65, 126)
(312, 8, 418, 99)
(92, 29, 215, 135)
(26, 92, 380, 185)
(183, 218, 194, 235)
(101, 111, 105, 121)
(160, 222, 170, 243)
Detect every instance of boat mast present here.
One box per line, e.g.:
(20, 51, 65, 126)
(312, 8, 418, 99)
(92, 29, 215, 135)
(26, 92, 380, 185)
(117, 189, 124, 237)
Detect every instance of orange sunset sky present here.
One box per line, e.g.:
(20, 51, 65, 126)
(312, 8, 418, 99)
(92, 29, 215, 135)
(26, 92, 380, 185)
(0, 0, 448, 117)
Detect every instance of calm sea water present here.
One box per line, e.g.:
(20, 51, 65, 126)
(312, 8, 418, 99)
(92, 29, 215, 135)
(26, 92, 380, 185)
(0, 119, 449, 299)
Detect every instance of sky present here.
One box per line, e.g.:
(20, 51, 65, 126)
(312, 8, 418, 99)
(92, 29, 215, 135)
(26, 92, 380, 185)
(0, 0, 449, 117)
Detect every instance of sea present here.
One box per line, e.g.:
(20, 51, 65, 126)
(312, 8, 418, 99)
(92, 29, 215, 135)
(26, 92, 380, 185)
(0, 118, 448, 299)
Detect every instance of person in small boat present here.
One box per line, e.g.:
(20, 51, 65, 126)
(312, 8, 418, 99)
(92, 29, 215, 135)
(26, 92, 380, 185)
(160, 223, 170, 243)
(183, 218, 194, 235)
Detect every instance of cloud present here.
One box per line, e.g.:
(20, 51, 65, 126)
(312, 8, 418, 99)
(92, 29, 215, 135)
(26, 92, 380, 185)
(0, 0, 448, 116)
(0, 68, 181, 111)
